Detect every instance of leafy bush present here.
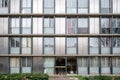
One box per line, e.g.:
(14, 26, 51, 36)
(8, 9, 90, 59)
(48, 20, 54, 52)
(0, 73, 49, 80)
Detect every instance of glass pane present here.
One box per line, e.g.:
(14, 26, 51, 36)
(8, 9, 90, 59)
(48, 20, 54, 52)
(90, 57, 98, 67)
(101, 57, 110, 67)
(101, 38, 110, 47)
(67, 18, 77, 34)
(78, 0, 88, 8)
(11, 38, 20, 47)
(44, 38, 54, 54)
(22, 38, 31, 47)
(44, 58, 54, 67)
(78, 57, 88, 67)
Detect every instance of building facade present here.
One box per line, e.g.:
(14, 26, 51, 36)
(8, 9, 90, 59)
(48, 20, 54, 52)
(0, 0, 120, 75)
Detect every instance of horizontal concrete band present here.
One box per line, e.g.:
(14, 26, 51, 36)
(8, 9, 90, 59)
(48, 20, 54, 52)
(0, 54, 120, 57)
(0, 34, 119, 37)
(0, 13, 120, 17)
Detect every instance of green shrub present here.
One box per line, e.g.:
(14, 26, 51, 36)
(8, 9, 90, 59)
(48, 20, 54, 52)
(0, 73, 49, 80)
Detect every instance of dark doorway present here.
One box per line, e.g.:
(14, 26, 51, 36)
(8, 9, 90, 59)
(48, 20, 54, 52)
(55, 57, 66, 74)
(67, 57, 77, 74)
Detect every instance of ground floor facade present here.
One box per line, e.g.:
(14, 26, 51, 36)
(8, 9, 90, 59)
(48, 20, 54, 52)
(0, 56, 120, 75)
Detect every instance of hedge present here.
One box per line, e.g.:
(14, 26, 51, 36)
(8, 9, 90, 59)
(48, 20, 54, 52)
(0, 73, 49, 80)
(69, 75, 120, 80)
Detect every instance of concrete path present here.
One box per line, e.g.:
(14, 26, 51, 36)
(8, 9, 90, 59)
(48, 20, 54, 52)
(49, 75, 78, 80)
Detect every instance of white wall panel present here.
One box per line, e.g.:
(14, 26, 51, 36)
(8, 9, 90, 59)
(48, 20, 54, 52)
(55, 18, 65, 34)
(90, 0, 99, 13)
(55, 0, 65, 13)
(33, 0, 43, 13)
(10, 0, 20, 13)
(78, 37, 88, 55)
(90, 18, 99, 34)
(56, 37, 65, 55)
(33, 18, 43, 34)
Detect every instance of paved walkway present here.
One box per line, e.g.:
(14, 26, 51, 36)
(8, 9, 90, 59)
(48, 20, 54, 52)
(49, 75, 78, 80)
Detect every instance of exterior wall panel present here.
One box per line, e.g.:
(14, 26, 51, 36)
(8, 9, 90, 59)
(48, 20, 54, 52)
(10, 0, 20, 13)
(78, 37, 88, 55)
(55, 0, 65, 13)
(55, 37, 65, 55)
(33, 0, 43, 13)
(55, 18, 65, 34)
(90, 0, 99, 13)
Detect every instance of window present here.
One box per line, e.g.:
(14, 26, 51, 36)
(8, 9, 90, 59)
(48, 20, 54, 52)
(44, 58, 54, 74)
(21, 57, 32, 67)
(78, 18, 88, 34)
(112, 37, 120, 47)
(66, 18, 77, 34)
(22, 18, 31, 34)
(22, 38, 31, 48)
(101, 38, 111, 47)
(44, 0, 54, 14)
(101, 57, 110, 67)
(44, 38, 54, 54)
(10, 38, 20, 48)
(78, 57, 88, 67)
(113, 57, 120, 67)
(78, 0, 88, 13)
(100, 0, 112, 13)
(10, 57, 19, 68)
(67, 38, 77, 54)
(44, 18, 54, 34)
(111, 18, 120, 34)
(90, 57, 98, 67)
(21, 0, 31, 13)
(11, 18, 20, 34)
(67, 0, 77, 13)
(90, 38, 99, 54)
(0, 0, 8, 7)
(22, 38, 31, 54)
(101, 18, 110, 34)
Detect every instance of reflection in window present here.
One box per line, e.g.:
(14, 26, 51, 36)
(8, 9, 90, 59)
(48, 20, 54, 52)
(11, 38, 20, 47)
(44, 18, 54, 34)
(113, 57, 120, 67)
(44, 58, 54, 74)
(22, 18, 31, 34)
(78, 0, 88, 13)
(78, 18, 88, 34)
(66, 18, 77, 34)
(21, 0, 31, 13)
(44, 0, 54, 14)
(112, 18, 120, 34)
(10, 57, 20, 73)
(90, 38, 99, 54)
(67, 38, 77, 54)
(101, 18, 110, 34)
(67, 0, 77, 13)
(90, 57, 98, 67)
(10, 38, 20, 54)
(112, 38, 120, 47)
(10, 57, 19, 68)
(78, 57, 88, 67)
(11, 18, 20, 34)
(22, 38, 31, 48)
(0, 0, 8, 7)
(44, 38, 54, 54)
(101, 57, 110, 67)
(100, 0, 112, 13)
(22, 57, 32, 67)
(22, 38, 31, 54)
(101, 38, 110, 47)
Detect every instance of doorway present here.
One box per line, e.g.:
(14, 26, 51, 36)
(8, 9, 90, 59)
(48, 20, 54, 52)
(55, 57, 66, 74)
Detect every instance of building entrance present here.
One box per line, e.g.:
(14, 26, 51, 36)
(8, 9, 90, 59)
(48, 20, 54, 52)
(55, 57, 66, 74)
(55, 57, 77, 74)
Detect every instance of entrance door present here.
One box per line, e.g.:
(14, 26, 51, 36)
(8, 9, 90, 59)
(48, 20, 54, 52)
(55, 57, 66, 74)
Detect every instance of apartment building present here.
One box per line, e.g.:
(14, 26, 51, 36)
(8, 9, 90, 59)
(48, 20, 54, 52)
(0, 0, 120, 75)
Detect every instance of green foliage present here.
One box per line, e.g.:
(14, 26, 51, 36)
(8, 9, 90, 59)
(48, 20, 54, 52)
(76, 75, 114, 80)
(0, 73, 49, 80)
